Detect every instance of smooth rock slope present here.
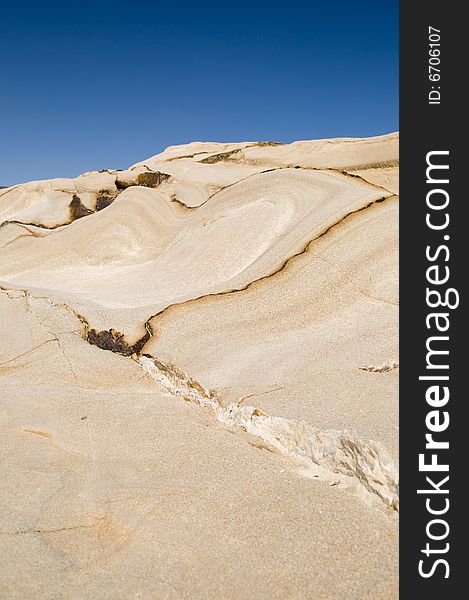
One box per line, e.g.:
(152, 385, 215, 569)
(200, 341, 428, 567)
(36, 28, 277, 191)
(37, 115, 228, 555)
(0, 133, 399, 599)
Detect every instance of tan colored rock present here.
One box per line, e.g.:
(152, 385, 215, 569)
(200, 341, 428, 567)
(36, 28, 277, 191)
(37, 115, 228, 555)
(0, 133, 399, 598)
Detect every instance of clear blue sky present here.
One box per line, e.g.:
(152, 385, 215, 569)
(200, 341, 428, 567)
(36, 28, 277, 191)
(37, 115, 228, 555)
(1, 1, 398, 186)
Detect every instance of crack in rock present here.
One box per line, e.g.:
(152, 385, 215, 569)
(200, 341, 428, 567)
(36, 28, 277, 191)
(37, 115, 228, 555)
(0, 517, 105, 536)
(81, 193, 396, 359)
(359, 360, 399, 373)
(170, 194, 197, 210)
(0, 188, 399, 513)
(133, 193, 397, 354)
(0, 284, 399, 513)
(137, 355, 399, 513)
(192, 143, 283, 164)
(0, 339, 56, 367)
(166, 142, 283, 162)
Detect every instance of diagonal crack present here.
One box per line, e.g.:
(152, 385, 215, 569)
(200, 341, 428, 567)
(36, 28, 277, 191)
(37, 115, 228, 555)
(0, 219, 68, 231)
(0, 148, 399, 515)
(137, 355, 399, 513)
(4, 192, 395, 358)
(0, 339, 56, 367)
(2, 191, 397, 360)
(0, 279, 399, 514)
(170, 193, 197, 210)
(0, 286, 87, 384)
(0, 517, 105, 536)
(132, 193, 397, 354)
(326, 168, 395, 195)
(0, 286, 89, 330)
(179, 167, 279, 210)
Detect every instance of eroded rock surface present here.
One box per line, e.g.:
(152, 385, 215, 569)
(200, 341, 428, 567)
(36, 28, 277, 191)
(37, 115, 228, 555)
(0, 133, 399, 599)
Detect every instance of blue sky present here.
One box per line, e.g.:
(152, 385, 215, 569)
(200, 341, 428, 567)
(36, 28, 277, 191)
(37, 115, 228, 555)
(0, 1, 398, 186)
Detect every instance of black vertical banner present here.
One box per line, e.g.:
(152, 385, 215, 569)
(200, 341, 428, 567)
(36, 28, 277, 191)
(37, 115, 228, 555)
(400, 2, 464, 595)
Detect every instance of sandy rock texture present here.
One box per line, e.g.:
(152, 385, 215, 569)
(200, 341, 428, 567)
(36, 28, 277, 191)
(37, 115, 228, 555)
(0, 133, 399, 599)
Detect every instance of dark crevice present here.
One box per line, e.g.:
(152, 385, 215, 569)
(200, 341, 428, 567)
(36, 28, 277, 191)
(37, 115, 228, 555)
(286, 165, 395, 194)
(166, 144, 254, 162)
(0, 219, 62, 231)
(255, 141, 284, 147)
(166, 142, 284, 162)
(200, 149, 244, 164)
(199, 142, 284, 163)
(333, 169, 394, 194)
(115, 179, 130, 190)
(137, 171, 170, 187)
(95, 195, 115, 211)
(170, 194, 196, 210)
(115, 170, 170, 190)
(87, 324, 152, 357)
(69, 194, 93, 220)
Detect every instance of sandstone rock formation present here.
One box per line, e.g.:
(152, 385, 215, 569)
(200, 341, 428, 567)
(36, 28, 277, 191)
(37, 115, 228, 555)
(0, 133, 399, 599)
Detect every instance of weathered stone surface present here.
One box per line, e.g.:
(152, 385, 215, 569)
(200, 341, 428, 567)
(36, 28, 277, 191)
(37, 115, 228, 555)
(0, 133, 399, 598)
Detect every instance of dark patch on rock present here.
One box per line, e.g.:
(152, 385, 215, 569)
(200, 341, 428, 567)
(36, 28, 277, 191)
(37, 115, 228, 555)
(69, 194, 93, 220)
(115, 178, 131, 190)
(132, 329, 152, 354)
(87, 328, 151, 356)
(95, 195, 115, 211)
(256, 141, 284, 146)
(87, 329, 133, 355)
(115, 170, 170, 190)
(200, 143, 283, 164)
(136, 171, 170, 187)
(200, 149, 243, 164)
